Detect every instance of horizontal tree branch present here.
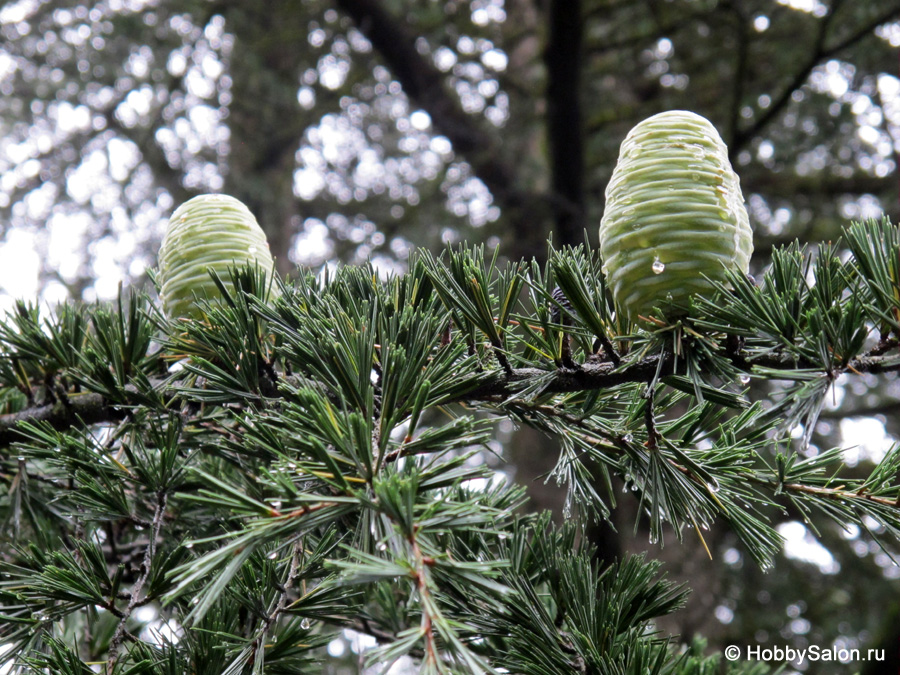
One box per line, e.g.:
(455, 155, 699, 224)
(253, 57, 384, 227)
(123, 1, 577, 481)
(462, 347, 900, 402)
(2, 347, 898, 449)
(0, 390, 129, 447)
(820, 400, 900, 420)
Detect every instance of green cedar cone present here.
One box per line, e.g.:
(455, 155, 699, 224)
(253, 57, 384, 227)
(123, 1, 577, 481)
(157, 194, 279, 320)
(599, 110, 753, 323)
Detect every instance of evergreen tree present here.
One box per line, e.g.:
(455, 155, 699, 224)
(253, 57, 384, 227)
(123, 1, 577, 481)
(1, 0, 899, 669)
(1, 217, 899, 673)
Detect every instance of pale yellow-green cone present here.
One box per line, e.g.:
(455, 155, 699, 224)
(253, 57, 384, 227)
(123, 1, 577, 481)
(158, 194, 279, 321)
(599, 110, 753, 323)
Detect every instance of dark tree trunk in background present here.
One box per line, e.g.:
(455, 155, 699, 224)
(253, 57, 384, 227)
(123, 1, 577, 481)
(544, 0, 585, 247)
(224, 3, 304, 274)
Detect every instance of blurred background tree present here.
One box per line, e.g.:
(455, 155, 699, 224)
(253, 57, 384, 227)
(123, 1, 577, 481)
(0, 0, 898, 671)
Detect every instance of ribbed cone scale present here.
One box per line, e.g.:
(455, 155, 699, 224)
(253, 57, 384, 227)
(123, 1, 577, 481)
(158, 194, 278, 320)
(599, 110, 753, 323)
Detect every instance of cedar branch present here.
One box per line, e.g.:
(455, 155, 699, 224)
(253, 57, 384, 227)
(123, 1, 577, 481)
(3, 349, 898, 448)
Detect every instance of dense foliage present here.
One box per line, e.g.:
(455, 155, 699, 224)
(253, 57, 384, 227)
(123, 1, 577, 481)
(1, 218, 898, 672)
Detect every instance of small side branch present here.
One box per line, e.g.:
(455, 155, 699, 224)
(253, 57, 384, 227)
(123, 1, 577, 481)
(409, 528, 440, 667)
(246, 540, 304, 663)
(106, 490, 168, 674)
(643, 385, 660, 450)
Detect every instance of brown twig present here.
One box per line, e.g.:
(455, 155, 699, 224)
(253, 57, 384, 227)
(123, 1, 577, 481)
(105, 490, 168, 674)
(408, 527, 440, 668)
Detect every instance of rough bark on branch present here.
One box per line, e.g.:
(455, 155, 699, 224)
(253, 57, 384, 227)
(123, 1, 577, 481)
(3, 349, 898, 448)
(0, 391, 129, 447)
